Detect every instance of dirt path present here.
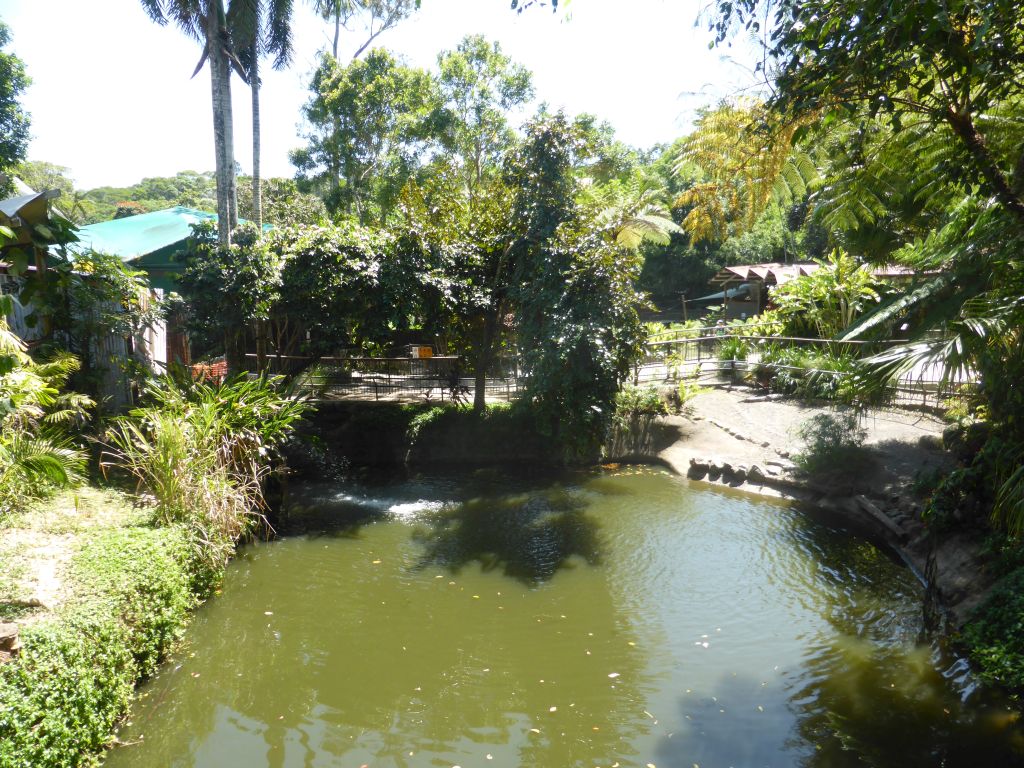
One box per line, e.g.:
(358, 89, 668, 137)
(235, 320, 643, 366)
(659, 387, 949, 499)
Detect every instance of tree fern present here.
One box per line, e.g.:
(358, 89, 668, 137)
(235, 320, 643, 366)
(672, 100, 819, 243)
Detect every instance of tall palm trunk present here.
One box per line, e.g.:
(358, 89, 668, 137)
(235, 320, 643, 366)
(207, 2, 238, 247)
(250, 44, 262, 229)
(250, 40, 269, 372)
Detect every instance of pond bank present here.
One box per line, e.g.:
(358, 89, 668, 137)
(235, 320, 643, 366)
(294, 391, 997, 631)
(0, 489, 206, 767)
(603, 385, 998, 630)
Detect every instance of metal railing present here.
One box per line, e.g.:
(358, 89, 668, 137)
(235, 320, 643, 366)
(245, 354, 522, 402)
(635, 331, 974, 410)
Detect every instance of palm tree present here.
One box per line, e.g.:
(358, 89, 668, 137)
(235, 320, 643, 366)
(141, 0, 239, 246)
(232, 1, 294, 229)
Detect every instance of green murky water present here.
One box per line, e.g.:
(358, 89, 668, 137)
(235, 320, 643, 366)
(105, 468, 1024, 767)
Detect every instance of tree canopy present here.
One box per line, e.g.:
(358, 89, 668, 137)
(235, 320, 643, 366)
(0, 20, 30, 190)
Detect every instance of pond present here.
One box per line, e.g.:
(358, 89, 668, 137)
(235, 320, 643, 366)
(105, 467, 1024, 767)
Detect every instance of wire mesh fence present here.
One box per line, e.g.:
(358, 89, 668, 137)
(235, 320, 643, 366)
(245, 328, 971, 411)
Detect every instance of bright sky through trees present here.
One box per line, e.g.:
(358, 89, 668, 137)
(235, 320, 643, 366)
(0, 0, 759, 189)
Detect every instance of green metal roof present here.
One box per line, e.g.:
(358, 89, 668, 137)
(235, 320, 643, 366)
(72, 206, 218, 262)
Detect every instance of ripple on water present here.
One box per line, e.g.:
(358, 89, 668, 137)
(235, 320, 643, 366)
(104, 469, 1024, 768)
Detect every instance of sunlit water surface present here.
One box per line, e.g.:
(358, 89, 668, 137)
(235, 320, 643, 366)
(105, 468, 1024, 768)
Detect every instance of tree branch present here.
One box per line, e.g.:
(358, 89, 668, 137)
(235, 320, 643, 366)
(945, 108, 1024, 223)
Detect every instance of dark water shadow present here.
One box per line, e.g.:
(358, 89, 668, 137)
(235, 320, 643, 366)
(410, 483, 603, 586)
(657, 661, 1024, 768)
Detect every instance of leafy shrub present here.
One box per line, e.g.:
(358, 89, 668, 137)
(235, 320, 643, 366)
(103, 374, 310, 589)
(613, 385, 669, 424)
(0, 617, 133, 768)
(0, 525, 195, 768)
(0, 318, 93, 518)
(677, 376, 708, 407)
(793, 412, 874, 486)
(717, 335, 749, 363)
(753, 345, 878, 404)
(962, 567, 1024, 689)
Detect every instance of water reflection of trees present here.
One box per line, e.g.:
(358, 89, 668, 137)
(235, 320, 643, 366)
(767, 505, 1024, 767)
(107, 474, 661, 768)
(411, 484, 602, 584)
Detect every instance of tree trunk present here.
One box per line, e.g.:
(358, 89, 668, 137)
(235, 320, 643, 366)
(207, 3, 237, 247)
(473, 313, 499, 413)
(251, 41, 263, 229)
(333, 8, 341, 59)
(945, 108, 1024, 224)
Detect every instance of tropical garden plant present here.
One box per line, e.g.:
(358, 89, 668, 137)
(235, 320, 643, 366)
(0, 296, 91, 517)
(102, 374, 310, 583)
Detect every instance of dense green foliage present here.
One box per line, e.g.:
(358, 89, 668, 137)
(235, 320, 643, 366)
(612, 385, 669, 424)
(180, 221, 282, 369)
(0, 296, 91, 518)
(0, 524, 195, 768)
(0, 20, 29, 189)
(963, 568, 1024, 690)
(293, 49, 443, 222)
(771, 251, 882, 338)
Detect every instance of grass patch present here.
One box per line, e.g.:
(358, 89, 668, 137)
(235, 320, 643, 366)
(0, 523, 196, 768)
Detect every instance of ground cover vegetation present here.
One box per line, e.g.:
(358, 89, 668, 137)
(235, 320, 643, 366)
(0, 174, 310, 767)
(0, 370, 310, 767)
